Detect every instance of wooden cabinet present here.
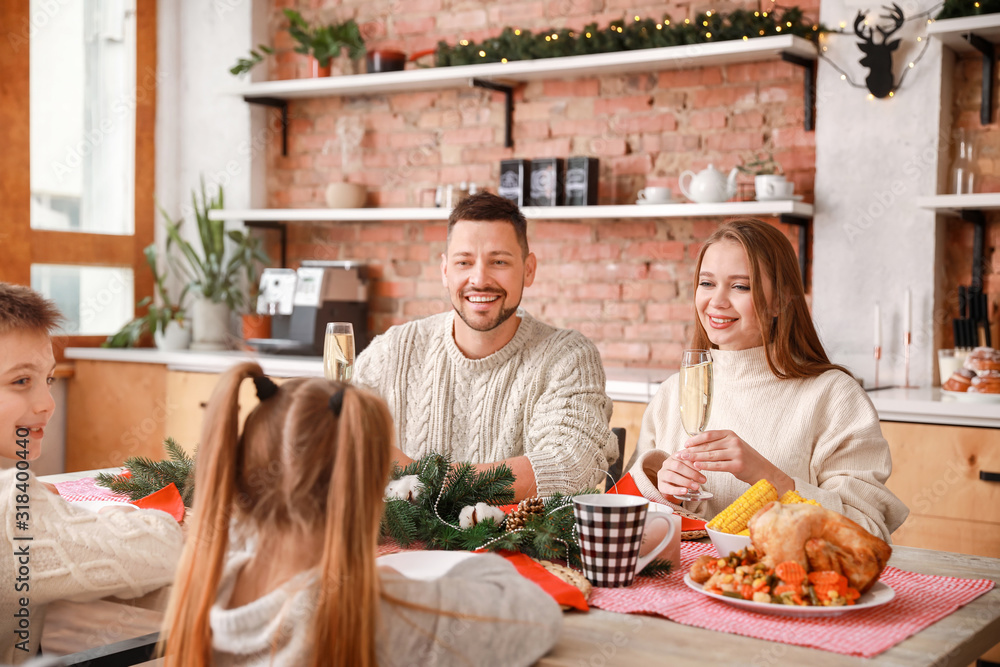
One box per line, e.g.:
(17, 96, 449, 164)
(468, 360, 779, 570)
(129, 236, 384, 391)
(881, 420, 1000, 558)
(65, 360, 169, 472)
(65, 365, 265, 470)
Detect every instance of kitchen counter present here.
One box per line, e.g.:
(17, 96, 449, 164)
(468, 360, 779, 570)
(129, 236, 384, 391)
(64, 348, 1000, 429)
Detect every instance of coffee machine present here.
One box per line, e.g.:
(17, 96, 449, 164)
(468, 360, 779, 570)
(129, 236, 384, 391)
(251, 261, 371, 356)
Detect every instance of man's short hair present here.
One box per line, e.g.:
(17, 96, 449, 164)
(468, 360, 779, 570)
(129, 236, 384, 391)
(447, 192, 530, 258)
(0, 283, 63, 336)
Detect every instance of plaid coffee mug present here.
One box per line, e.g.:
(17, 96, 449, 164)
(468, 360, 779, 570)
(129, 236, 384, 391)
(573, 494, 676, 588)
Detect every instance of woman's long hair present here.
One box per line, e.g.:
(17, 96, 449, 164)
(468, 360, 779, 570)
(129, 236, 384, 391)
(161, 362, 393, 666)
(691, 219, 851, 379)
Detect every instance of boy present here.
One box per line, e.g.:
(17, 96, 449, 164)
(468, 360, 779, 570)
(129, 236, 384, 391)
(0, 283, 183, 664)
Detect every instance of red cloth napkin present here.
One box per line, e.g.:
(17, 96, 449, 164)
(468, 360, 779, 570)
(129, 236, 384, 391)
(495, 550, 589, 611)
(133, 482, 186, 523)
(589, 542, 995, 658)
(605, 472, 706, 532)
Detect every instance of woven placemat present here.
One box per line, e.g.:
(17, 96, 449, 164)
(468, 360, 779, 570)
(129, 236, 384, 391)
(537, 559, 592, 609)
(671, 505, 709, 541)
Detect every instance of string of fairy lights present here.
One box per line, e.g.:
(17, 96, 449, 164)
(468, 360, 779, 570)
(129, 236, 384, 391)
(434, 8, 824, 68)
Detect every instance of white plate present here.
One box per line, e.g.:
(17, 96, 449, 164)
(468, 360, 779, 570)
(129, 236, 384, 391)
(683, 574, 894, 617)
(755, 194, 804, 202)
(376, 551, 478, 580)
(941, 389, 1000, 403)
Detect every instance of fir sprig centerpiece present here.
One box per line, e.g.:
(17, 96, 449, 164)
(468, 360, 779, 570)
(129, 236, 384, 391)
(95, 438, 196, 507)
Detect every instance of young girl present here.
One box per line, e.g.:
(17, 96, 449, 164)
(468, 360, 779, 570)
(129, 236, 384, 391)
(627, 220, 909, 541)
(162, 362, 562, 666)
(0, 283, 183, 664)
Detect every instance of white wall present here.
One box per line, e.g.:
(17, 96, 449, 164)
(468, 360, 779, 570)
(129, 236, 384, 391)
(813, 0, 946, 388)
(155, 1, 259, 262)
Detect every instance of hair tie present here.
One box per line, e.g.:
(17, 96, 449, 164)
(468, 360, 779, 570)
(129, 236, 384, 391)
(329, 388, 346, 417)
(253, 376, 279, 401)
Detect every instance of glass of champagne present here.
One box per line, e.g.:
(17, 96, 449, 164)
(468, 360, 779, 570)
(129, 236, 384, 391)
(324, 322, 355, 382)
(675, 349, 714, 501)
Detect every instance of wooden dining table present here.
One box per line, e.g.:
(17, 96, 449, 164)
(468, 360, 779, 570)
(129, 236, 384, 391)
(39, 542, 999, 666)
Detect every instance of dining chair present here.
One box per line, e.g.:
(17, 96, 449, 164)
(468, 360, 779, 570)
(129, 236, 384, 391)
(607, 427, 626, 486)
(41, 632, 160, 667)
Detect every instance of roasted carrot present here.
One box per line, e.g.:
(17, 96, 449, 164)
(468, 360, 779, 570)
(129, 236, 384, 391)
(740, 584, 754, 600)
(773, 584, 799, 597)
(775, 561, 806, 585)
(807, 570, 840, 585)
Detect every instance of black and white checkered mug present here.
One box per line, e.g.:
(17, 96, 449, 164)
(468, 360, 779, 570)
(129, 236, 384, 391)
(573, 493, 676, 588)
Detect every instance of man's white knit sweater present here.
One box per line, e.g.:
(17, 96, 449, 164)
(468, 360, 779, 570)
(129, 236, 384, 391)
(353, 310, 618, 495)
(627, 346, 909, 541)
(1, 470, 183, 664)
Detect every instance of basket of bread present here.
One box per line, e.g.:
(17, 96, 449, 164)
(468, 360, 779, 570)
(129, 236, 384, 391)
(942, 347, 1000, 401)
(690, 480, 892, 609)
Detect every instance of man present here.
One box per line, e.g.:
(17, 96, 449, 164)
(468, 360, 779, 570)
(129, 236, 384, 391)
(354, 192, 617, 500)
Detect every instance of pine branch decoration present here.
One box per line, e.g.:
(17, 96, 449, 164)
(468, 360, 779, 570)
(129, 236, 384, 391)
(96, 437, 196, 506)
(436, 10, 827, 67)
(379, 453, 598, 568)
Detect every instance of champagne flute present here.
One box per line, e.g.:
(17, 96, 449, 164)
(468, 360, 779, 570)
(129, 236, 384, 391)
(674, 349, 714, 501)
(324, 322, 355, 382)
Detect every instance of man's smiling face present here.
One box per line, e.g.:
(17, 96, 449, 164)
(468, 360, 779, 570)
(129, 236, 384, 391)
(441, 219, 536, 336)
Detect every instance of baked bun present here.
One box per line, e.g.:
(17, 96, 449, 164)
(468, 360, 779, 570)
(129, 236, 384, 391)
(964, 347, 1000, 375)
(943, 368, 976, 392)
(969, 370, 1000, 394)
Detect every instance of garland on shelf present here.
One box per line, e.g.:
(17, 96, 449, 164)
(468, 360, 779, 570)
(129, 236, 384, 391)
(435, 9, 825, 67)
(936, 0, 1000, 19)
(95, 438, 196, 506)
(380, 453, 672, 575)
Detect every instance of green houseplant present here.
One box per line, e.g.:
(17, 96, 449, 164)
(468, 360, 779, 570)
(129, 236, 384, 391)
(160, 178, 270, 350)
(284, 9, 365, 75)
(103, 244, 190, 349)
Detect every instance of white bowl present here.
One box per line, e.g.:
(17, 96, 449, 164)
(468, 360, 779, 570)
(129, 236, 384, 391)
(707, 527, 752, 557)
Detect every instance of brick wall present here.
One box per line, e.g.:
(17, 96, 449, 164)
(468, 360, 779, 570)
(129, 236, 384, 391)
(265, 0, 817, 369)
(942, 55, 999, 349)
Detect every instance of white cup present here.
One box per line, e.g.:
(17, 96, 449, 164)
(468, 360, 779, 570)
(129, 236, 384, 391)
(755, 175, 793, 199)
(637, 186, 672, 204)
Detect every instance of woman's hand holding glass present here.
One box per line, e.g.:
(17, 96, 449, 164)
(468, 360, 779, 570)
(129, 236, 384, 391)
(660, 429, 795, 498)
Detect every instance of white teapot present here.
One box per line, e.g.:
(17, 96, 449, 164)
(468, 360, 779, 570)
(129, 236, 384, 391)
(678, 164, 739, 203)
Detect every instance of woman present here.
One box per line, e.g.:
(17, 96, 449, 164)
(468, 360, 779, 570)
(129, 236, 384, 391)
(627, 220, 908, 541)
(162, 362, 562, 666)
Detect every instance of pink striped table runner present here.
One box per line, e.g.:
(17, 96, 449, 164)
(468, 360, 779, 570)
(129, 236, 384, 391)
(589, 542, 994, 658)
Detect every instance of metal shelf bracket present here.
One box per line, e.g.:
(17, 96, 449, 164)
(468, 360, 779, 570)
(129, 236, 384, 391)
(244, 96, 289, 156)
(780, 213, 812, 289)
(780, 52, 816, 131)
(958, 208, 987, 291)
(964, 33, 995, 125)
(472, 78, 515, 148)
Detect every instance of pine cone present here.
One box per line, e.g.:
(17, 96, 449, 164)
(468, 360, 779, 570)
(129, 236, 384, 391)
(504, 496, 545, 533)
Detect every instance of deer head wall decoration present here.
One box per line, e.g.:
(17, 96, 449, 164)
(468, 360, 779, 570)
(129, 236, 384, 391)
(854, 4, 905, 98)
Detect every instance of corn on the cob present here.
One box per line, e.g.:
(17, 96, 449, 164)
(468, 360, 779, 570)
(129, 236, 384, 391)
(707, 479, 778, 534)
(780, 489, 821, 507)
(737, 528, 750, 536)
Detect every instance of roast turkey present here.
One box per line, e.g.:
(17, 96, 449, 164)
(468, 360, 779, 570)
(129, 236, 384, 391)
(748, 502, 891, 594)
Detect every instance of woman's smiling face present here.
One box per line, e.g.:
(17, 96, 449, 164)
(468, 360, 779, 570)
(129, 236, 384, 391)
(695, 240, 773, 351)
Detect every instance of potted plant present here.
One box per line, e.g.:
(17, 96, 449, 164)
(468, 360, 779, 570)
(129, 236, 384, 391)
(161, 177, 270, 351)
(284, 9, 366, 76)
(103, 245, 190, 350)
(738, 152, 791, 201)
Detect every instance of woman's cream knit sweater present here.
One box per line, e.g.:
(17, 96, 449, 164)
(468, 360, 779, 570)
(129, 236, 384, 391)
(627, 346, 909, 541)
(353, 310, 618, 496)
(1, 470, 183, 663)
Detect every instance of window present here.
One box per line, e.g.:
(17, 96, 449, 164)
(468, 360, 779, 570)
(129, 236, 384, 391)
(0, 0, 155, 347)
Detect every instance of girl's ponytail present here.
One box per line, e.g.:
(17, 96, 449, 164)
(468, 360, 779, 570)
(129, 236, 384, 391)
(312, 386, 393, 667)
(161, 362, 263, 665)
